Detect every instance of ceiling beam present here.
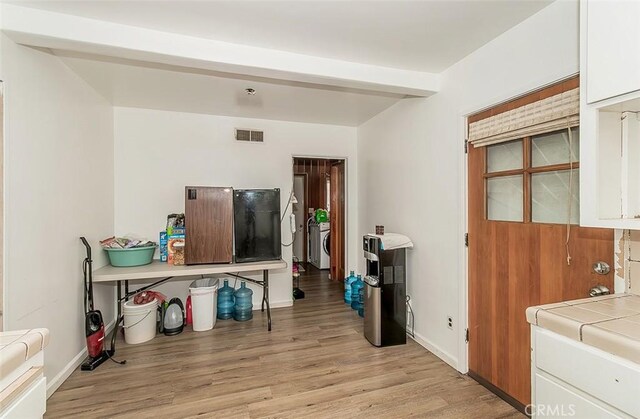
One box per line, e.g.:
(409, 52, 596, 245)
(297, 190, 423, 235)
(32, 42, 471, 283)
(0, 4, 440, 97)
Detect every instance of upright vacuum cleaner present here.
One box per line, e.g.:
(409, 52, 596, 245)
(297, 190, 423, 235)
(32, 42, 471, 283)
(80, 237, 124, 371)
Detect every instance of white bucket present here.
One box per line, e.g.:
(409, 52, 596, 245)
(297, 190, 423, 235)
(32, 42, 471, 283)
(123, 299, 157, 344)
(189, 278, 219, 332)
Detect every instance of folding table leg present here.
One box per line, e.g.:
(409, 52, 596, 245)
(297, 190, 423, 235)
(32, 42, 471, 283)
(262, 270, 271, 331)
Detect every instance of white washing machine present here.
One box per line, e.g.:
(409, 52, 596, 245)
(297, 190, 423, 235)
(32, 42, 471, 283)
(309, 221, 330, 270)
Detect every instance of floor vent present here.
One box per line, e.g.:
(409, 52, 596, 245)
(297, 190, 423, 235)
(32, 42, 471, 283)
(236, 129, 264, 142)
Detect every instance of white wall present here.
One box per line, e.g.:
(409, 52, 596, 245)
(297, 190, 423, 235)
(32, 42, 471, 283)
(357, 0, 580, 371)
(0, 35, 115, 393)
(114, 107, 358, 306)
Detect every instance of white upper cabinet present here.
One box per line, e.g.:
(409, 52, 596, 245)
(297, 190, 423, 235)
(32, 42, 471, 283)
(581, 0, 640, 229)
(586, 0, 640, 104)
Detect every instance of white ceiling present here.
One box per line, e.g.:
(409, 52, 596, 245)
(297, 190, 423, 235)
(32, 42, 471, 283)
(57, 52, 402, 126)
(11, 0, 552, 73)
(4, 0, 554, 126)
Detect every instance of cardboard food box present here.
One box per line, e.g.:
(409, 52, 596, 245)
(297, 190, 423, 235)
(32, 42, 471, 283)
(167, 234, 185, 265)
(159, 231, 168, 262)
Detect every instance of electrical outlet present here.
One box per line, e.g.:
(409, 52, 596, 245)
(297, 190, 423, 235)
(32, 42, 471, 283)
(447, 316, 453, 330)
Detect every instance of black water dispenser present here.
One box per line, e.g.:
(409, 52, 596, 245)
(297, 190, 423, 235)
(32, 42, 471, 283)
(363, 235, 407, 347)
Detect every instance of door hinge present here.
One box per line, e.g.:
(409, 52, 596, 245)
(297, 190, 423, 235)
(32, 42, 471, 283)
(465, 328, 469, 343)
(464, 233, 469, 247)
(464, 140, 468, 154)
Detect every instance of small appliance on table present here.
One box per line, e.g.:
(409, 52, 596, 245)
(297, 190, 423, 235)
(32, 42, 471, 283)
(184, 186, 234, 265)
(363, 233, 413, 347)
(234, 188, 282, 263)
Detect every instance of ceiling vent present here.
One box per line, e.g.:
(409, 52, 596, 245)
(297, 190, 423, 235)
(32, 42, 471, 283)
(235, 129, 264, 143)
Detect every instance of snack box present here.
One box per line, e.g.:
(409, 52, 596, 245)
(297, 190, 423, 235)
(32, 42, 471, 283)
(167, 234, 186, 266)
(159, 231, 168, 262)
(167, 226, 186, 236)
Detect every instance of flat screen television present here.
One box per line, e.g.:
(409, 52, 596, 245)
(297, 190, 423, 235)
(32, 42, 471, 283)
(233, 188, 282, 263)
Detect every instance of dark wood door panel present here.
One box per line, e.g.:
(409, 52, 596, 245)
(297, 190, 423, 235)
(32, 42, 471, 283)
(294, 158, 331, 211)
(330, 162, 345, 281)
(468, 140, 614, 406)
(185, 186, 233, 264)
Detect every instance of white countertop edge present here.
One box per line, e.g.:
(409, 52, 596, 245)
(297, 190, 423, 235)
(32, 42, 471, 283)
(93, 259, 288, 282)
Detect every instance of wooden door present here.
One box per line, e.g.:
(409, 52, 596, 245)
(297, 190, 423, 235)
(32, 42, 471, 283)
(185, 186, 233, 264)
(330, 161, 345, 281)
(467, 135, 614, 408)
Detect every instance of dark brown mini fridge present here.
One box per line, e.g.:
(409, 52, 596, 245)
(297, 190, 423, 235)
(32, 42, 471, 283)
(185, 186, 234, 264)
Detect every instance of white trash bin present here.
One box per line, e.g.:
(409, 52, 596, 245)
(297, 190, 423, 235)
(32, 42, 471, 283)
(123, 299, 157, 344)
(189, 278, 219, 331)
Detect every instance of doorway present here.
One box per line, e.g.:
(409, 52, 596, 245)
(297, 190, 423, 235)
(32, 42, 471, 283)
(467, 78, 614, 409)
(292, 158, 346, 299)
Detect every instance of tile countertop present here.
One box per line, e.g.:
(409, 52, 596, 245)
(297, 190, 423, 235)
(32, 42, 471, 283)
(0, 328, 49, 381)
(526, 294, 640, 364)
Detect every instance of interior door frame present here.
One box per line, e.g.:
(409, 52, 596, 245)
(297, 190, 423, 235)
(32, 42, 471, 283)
(459, 115, 469, 374)
(292, 154, 348, 277)
(460, 75, 618, 410)
(293, 173, 308, 263)
(329, 160, 345, 281)
(460, 74, 583, 376)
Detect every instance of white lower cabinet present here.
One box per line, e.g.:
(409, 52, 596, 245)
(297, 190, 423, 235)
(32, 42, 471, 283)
(534, 373, 620, 419)
(531, 326, 640, 418)
(1, 376, 46, 419)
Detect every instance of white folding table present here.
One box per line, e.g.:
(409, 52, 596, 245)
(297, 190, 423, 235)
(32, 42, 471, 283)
(92, 259, 287, 357)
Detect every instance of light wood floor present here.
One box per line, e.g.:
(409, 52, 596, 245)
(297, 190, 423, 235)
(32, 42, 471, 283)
(46, 266, 523, 418)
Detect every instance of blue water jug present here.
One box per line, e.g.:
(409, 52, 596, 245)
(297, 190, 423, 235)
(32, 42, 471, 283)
(344, 270, 356, 304)
(217, 279, 235, 320)
(357, 285, 364, 318)
(234, 281, 253, 321)
(351, 275, 364, 311)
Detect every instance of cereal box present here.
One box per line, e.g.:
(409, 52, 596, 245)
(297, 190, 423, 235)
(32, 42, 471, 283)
(167, 234, 185, 266)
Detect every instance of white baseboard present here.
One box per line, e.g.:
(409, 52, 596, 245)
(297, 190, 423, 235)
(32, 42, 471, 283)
(46, 347, 86, 399)
(46, 319, 116, 399)
(246, 299, 292, 311)
(268, 299, 293, 309)
(410, 331, 459, 371)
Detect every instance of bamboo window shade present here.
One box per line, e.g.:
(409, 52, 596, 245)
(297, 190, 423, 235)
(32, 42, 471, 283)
(468, 87, 579, 147)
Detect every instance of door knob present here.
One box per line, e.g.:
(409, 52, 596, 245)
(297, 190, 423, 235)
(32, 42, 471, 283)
(592, 261, 610, 275)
